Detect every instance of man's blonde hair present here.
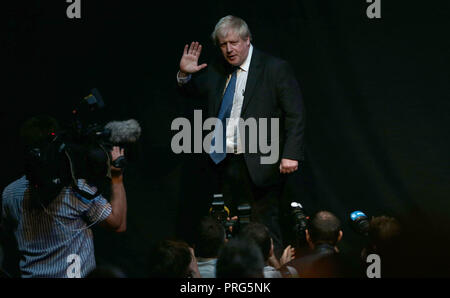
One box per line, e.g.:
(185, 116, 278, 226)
(211, 15, 252, 46)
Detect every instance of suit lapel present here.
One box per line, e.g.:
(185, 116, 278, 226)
(241, 49, 263, 116)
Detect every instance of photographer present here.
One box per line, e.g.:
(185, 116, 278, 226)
(0, 115, 127, 278)
(282, 211, 346, 278)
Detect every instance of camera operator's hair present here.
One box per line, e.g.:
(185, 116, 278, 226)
(19, 115, 59, 148)
(147, 239, 192, 278)
(211, 15, 252, 46)
(194, 216, 226, 258)
(216, 237, 264, 278)
(308, 211, 342, 246)
(240, 222, 272, 261)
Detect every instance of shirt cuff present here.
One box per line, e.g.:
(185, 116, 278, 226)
(177, 71, 192, 85)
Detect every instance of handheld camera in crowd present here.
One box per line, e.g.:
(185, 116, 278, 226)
(209, 194, 230, 223)
(24, 88, 141, 205)
(209, 194, 251, 239)
(290, 202, 310, 248)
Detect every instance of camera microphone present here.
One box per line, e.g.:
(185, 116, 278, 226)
(104, 119, 142, 144)
(350, 210, 370, 236)
(101, 119, 142, 169)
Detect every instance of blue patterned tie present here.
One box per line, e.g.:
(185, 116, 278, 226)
(210, 70, 237, 164)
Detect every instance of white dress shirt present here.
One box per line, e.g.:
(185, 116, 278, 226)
(177, 44, 254, 155)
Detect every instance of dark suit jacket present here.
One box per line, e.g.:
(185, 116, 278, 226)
(178, 48, 304, 187)
(284, 244, 348, 278)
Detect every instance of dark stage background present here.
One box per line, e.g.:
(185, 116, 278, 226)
(2, 0, 450, 277)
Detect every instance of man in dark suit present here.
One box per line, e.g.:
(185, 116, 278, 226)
(176, 15, 304, 256)
(282, 211, 349, 278)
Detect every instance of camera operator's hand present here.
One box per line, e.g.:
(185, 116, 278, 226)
(110, 146, 124, 179)
(101, 146, 127, 233)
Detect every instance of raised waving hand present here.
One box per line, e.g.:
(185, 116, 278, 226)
(179, 41, 208, 75)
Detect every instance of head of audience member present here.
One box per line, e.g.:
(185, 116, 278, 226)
(194, 216, 226, 259)
(147, 239, 195, 278)
(360, 215, 403, 277)
(306, 211, 343, 251)
(240, 222, 273, 263)
(216, 237, 264, 278)
(367, 215, 402, 256)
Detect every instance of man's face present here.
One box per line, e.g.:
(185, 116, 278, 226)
(218, 30, 250, 67)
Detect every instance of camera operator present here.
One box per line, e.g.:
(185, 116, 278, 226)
(282, 210, 347, 278)
(0, 115, 127, 278)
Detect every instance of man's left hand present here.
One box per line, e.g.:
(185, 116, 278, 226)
(279, 158, 298, 174)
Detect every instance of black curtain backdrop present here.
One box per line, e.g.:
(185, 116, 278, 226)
(2, 0, 449, 277)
